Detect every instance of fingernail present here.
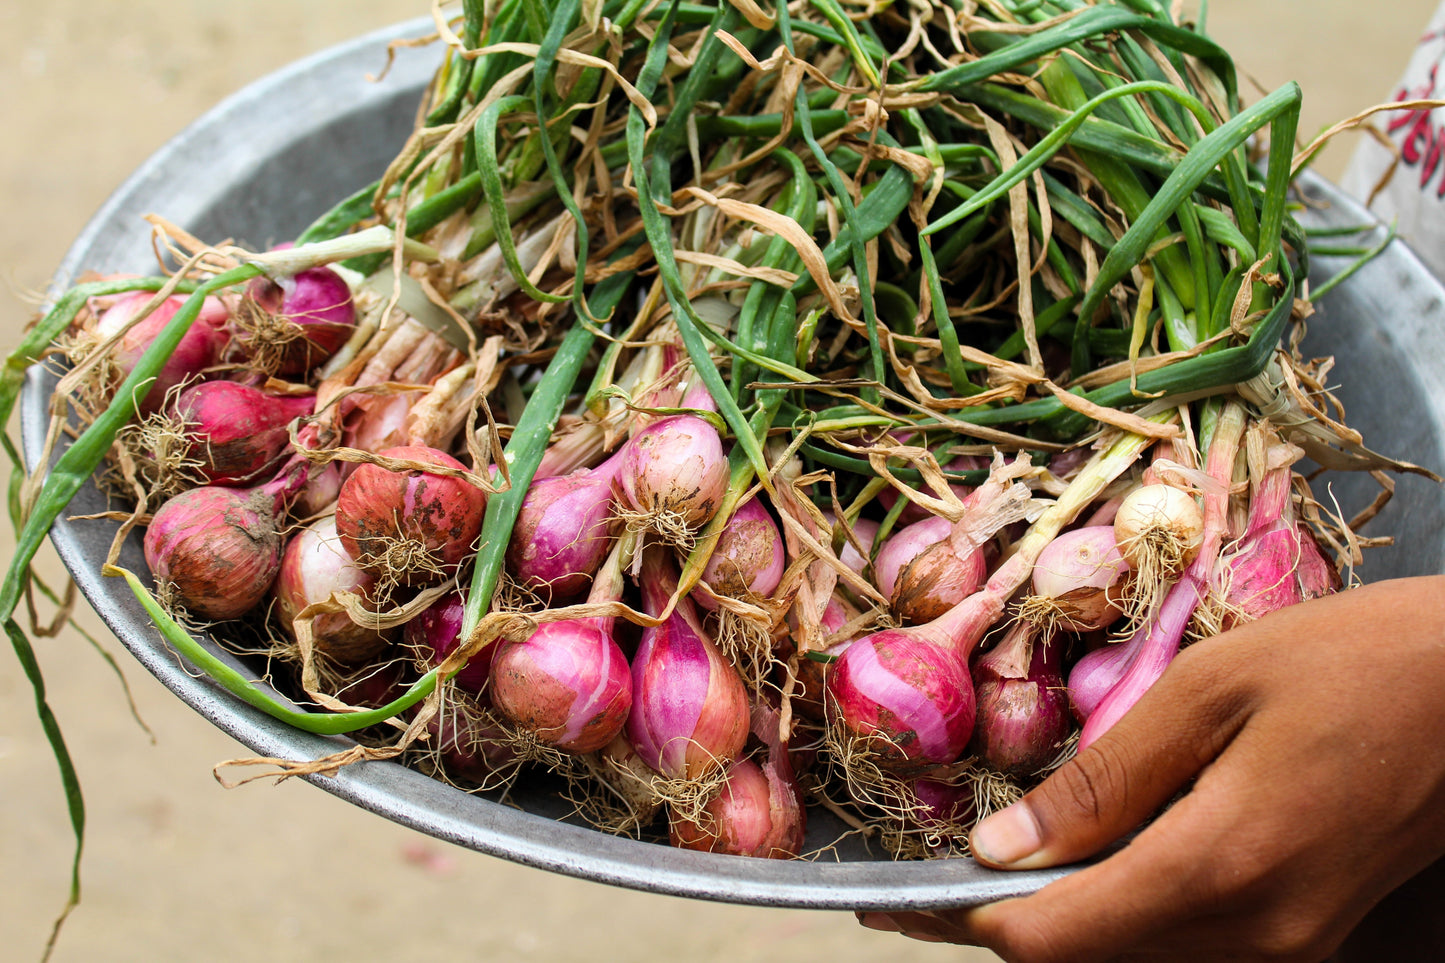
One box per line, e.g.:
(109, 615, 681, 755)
(971, 802, 1042, 867)
(856, 913, 901, 933)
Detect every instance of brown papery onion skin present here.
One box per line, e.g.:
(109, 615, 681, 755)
(335, 445, 485, 585)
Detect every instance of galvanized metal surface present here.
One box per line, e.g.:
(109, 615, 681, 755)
(18, 20, 1444, 913)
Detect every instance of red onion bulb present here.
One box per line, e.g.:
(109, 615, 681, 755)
(872, 515, 952, 601)
(491, 620, 633, 754)
(505, 466, 618, 599)
(619, 414, 728, 533)
(144, 463, 306, 620)
(696, 497, 785, 610)
(273, 515, 391, 663)
(102, 290, 230, 414)
(627, 564, 749, 781)
(971, 626, 1073, 777)
(237, 264, 356, 375)
(824, 629, 974, 773)
(1023, 525, 1130, 631)
(335, 445, 486, 586)
(668, 756, 806, 858)
(404, 592, 493, 695)
(174, 381, 315, 485)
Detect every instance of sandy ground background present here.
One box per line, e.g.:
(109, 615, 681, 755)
(1, 2, 1438, 960)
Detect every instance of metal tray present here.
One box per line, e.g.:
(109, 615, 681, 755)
(19, 18, 1444, 912)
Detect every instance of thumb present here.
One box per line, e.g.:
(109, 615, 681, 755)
(969, 645, 1246, 870)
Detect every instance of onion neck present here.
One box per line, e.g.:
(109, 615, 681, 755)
(585, 530, 635, 634)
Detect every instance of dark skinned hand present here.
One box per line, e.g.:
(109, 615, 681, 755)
(859, 575, 1445, 962)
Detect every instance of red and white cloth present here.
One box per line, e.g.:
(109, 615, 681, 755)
(1342, 3, 1445, 278)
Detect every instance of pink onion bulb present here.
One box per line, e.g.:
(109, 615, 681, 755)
(627, 558, 749, 781)
(102, 290, 230, 413)
(335, 445, 486, 585)
(824, 629, 974, 773)
(971, 625, 1073, 777)
(144, 461, 307, 620)
(669, 703, 806, 857)
(1295, 525, 1341, 601)
(619, 414, 728, 533)
(696, 497, 785, 610)
(832, 515, 880, 575)
(910, 777, 975, 829)
(505, 463, 619, 599)
(404, 592, 493, 695)
(237, 264, 356, 375)
(1023, 525, 1131, 631)
(490, 619, 633, 754)
(1222, 526, 1305, 628)
(668, 757, 806, 857)
(173, 381, 315, 485)
(1066, 639, 1135, 723)
(273, 515, 391, 663)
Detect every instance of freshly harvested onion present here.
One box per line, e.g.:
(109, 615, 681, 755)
(143, 460, 308, 620)
(490, 619, 633, 754)
(273, 515, 391, 664)
(872, 515, 953, 601)
(505, 462, 620, 599)
(102, 290, 230, 414)
(696, 497, 785, 609)
(335, 445, 485, 586)
(890, 472, 1035, 624)
(1113, 483, 1203, 580)
(404, 592, 493, 695)
(618, 413, 728, 535)
(1066, 638, 1135, 723)
(236, 264, 356, 375)
(626, 554, 749, 781)
(825, 629, 975, 773)
(971, 623, 1072, 777)
(173, 381, 315, 485)
(668, 757, 805, 857)
(1021, 525, 1130, 632)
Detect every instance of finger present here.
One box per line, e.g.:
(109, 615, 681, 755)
(857, 911, 962, 943)
(970, 638, 1250, 870)
(955, 790, 1240, 962)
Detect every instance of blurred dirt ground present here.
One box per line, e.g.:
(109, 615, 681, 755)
(1, 2, 1437, 960)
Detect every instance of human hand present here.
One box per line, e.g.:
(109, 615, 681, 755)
(859, 576, 1445, 961)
